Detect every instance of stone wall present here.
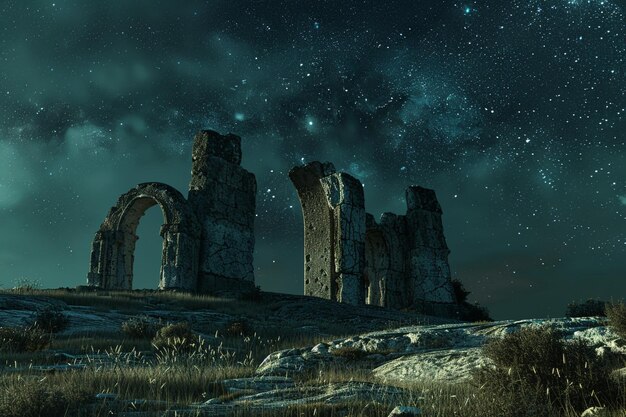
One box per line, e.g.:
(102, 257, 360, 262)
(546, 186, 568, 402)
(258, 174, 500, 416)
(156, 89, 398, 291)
(290, 161, 457, 311)
(87, 130, 256, 295)
(188, 130, 257, 294)
(289, 162, 366, 305)
(366, 187, 456, 310)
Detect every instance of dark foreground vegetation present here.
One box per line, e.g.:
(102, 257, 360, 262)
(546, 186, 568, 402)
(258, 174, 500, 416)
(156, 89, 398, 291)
(0, 288, 624, 417)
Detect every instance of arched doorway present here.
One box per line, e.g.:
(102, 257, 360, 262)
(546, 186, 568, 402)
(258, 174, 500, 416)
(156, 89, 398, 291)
(87, 182, 200, 291)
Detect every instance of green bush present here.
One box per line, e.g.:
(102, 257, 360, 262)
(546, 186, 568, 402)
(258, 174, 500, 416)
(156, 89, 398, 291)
(0, 326, 51, 353)
(151, 321, 194, 352)
(606, 301, 626, 340)
(31, 306, 69, 333)
(121, 315, 160, 339)
(474, 325, 618, 417)
(565, 299, 607, 318)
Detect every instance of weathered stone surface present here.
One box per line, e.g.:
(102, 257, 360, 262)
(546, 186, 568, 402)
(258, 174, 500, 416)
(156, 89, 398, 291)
(87, 182, 200, 291)
(366, 186, 456, 311)
(257, 317, 623, 383)
(87, 130, 256, 295)
(220, 376, 294, 394)
(290, 160, 457, 313)
(289, 162, 366, 305)
(199, 382, 410, 409)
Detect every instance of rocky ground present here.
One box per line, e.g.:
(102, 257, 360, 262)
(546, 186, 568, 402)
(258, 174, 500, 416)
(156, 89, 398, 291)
(0, 291, 624, 416)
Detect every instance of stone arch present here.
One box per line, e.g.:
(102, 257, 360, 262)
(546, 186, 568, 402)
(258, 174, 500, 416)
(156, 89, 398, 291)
(87, 182, 200, 291)
(289, 161, 366, 305)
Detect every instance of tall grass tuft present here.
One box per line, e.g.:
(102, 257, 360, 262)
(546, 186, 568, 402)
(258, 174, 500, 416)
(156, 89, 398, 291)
(473, 325, 621, 417)
(606, 301, 626, 340)
(0, 326, 50, 353)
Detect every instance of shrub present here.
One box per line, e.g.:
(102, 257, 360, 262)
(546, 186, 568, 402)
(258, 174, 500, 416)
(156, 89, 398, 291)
(121, 315, 160, 339)
(0, 379, 91, 417)
(239, 285, 262, 302)
(474, 325, 618, 416)
(0, 326, 50, 353)
(31, 305, 69, 333)
(224, 319, 252, 337)
(10, 278, 41, 294)
(460, 302, 493, 322)
(565, 299, 607, 318)
(151, 321, 194, 352)
(451, 279, 470, 303)
(606, 301, 626, 340)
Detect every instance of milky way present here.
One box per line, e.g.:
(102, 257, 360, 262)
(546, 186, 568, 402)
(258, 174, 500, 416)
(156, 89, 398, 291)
(0, 0, 624, 318)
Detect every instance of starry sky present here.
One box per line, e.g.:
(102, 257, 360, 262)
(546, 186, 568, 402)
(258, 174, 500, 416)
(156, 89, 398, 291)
(0, 0, 624, 320)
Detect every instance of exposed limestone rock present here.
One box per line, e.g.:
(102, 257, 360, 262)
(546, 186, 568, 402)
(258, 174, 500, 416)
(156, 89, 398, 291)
(87, 130, 256, 294)
(197, 382, 410, 411)
(257, 317, 622, 383)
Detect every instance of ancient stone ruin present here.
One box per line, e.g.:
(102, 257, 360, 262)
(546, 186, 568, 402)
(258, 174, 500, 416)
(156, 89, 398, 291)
(289, 161, 457, 315)
(86, 129, 457, 315)
(87, 130, 257, 294)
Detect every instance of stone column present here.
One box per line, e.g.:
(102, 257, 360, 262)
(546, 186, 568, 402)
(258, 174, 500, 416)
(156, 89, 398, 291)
(290, 162, 366, 306)
(188, 130, 257, 295)
(405, 186, 455, 304)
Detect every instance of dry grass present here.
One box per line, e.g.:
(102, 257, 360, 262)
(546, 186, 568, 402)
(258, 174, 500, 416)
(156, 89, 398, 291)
(1, 290, 625, 416)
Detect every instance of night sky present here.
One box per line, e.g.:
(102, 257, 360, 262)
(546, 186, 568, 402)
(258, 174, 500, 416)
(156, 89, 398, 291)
(1, 0, 624, 320)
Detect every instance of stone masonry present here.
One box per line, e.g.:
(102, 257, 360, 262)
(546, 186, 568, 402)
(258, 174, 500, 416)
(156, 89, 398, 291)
(87, 130, 256, 294)
(290, 161, 456, 311)
(289, 162, 366, 305)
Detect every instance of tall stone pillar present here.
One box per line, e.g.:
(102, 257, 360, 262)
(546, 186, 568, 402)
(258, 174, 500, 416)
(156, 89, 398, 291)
(405, 186, 455, 304)
(289, 162, 366, 305)
(188, 130, 257, 294)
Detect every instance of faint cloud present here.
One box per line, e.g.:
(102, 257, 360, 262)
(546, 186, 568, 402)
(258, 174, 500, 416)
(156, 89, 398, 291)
(619, 195, 626, 205)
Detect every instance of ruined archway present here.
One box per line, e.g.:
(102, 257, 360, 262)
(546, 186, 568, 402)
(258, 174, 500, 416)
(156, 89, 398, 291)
(87, 182, 200, 291)
(289, 161, 366, 305)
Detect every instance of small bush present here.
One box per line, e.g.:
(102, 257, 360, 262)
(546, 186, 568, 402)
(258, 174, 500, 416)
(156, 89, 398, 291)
(10, 278, 41, 294)
(31, 305, 69, 333)
(0, 326, 51, 353)
(0, 379, 91, 417)
(151, 321, 194, 352)
(565, 299, 607, 318)
(224, 319, 252, 337)
(606, 301, 626, 340)
(460, 302, 493, 322)
(474, 325, 618, 416)
(121, 315, 160, 339)
(451, 279, 470, 303)
(239, 285, 262, 302)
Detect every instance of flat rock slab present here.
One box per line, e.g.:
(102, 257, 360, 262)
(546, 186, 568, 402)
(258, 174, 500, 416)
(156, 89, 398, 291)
(257, 317, 623, 383)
